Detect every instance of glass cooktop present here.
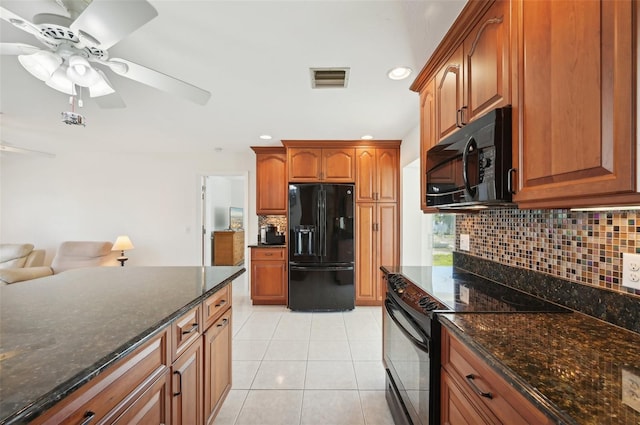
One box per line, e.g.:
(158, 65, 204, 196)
(386, 266, 569, 315)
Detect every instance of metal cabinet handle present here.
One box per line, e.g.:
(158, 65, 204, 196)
(216, 318, 229, 328)
(79, 411, 95, 425)
(465, 374, 493, 399)
(214, 299, 227, 308)
(456, 109, 461, 128)
(460, 106, 468, 126)
(173, 370, 182, 396)
(507, 168, 517, 194)
(264, 253, 274, 256)
(181, 323, 198, 335)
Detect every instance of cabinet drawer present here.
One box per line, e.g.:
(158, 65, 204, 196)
(203, 284, 231, 331)
(32, 329, 170, 425)
(442, 329, 551, 425)
(172, 304, 202, 362)
(251, 247, 285, 261)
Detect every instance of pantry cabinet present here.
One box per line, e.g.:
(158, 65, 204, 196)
(286, 146, 355, 182)
(355, 202, 398, 305)
(355, 147, 399, 203)
(513, 0, 638, 208)
(251, 147, 287, 215)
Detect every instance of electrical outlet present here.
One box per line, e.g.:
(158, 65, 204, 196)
(622, 253, 640, 290)
(460, 234, 470, 252)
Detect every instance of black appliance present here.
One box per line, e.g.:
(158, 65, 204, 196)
(288, 183, 355, 311)
(426, 106, 514, 209)
(383, 266, 568, 425)
(260, 225, 285, 244)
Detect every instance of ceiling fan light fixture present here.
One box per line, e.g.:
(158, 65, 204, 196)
(89, 69, 115, 97)
(18, 51, 62, 81)
(46, 65, 76, 95)
(66, 55, 100, 87)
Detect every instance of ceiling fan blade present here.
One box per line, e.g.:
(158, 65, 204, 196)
(70, 0, 158, 50)
(0, 42, 41, 55)
(0, 6, 43, 39)
(107, 58, 211, 105)
(93, 92, 126, 109)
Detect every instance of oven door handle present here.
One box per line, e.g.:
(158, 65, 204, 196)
(384, 299, 430, 354)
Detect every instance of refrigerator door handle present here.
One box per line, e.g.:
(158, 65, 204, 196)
(321, 189, 327, 258)
(290, 265, 354, 272)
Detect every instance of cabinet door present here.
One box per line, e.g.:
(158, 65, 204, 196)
(355, 202, 376, 304)
(112, 371, 171, 425)
(288, 148, 322, 181)
(376, 149, 399, 203)
(323, 148, 355, 182)
(256, 151, 287, 214)
(464, 0, 511, 123)
(355, 148, 376, 202)
(171, 338, 203, 425)
(251, 253, 287, 304)
(436, 46, 464, 141)
(376, 203, 398, 302)
(204, 310, 232, 425)
(420, 78, 437, 212)
(441, 370, 495, 425)
(515, 0, 636, 208)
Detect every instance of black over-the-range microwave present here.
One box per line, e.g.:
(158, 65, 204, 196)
(426, 106, 515, 209)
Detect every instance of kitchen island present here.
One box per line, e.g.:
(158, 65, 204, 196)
(0, 265, 244, 424)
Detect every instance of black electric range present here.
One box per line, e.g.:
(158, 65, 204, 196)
(382, 266, 568, 425)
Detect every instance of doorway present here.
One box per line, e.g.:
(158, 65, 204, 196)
(201, 173, 249, 266)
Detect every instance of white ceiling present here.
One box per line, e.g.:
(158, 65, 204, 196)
(0, 0, 465, 155)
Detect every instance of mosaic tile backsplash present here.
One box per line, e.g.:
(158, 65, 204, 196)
(456, 209, 640, 297)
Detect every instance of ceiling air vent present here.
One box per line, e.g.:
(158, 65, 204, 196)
(310, 67, 350, 89)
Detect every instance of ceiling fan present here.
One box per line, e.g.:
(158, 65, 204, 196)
(0, 0, 211, 108)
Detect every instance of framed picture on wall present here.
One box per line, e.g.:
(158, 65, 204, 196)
(229, 207, 243, 230)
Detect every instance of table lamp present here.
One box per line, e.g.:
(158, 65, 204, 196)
(112, 235, 134, 267)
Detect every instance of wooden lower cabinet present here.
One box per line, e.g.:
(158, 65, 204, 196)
(204, 309, 232, 424)
(172, 337, 203, 425)
(441, 327, 552, 425)
(31, 284, 234, 425)
(113, 370, 171, 425)
(250, 247, 287, 305)
(355, 202, 398, 305)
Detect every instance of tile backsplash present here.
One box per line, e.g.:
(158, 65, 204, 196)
(456, 209, 640, 297)
(258, 215, 287, 233)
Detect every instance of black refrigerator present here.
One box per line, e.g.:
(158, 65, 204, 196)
(288, 183, 355, 311)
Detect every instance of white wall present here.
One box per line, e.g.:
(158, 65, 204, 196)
(0, 150, 256, 266)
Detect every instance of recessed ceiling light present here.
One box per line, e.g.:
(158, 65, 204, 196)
(259, 134, 272, 140)
(361, 135, 374, 140)
(387, 66, 412, 80)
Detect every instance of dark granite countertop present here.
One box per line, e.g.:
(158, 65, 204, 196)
(0, 265, 245, 425)
(439, 312, 640, 425)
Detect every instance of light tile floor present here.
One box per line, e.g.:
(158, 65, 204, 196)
(213, 275, 395, 425)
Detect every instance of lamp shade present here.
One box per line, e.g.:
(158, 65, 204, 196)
(18, 50, 62, 81)
(89, 69, 115, 97)
(112, 236, 134, 251)
(66, 55, 101, 87)
(45, 64, 76, 95)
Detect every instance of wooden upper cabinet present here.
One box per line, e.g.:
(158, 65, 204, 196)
(420, 78, 437, 212)
(431, 0, 511, 143)
(323, 148, 355, 182)
(464, 0, 511, 123)
(514, 0, 637, 208)
(355, 147, 399, 203)
(252, 147, 287, 215)
(436, 46, 465, 141)
(288, 146, 355, 182)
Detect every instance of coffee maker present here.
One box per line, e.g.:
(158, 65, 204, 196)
(260, 225, 285, 244)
